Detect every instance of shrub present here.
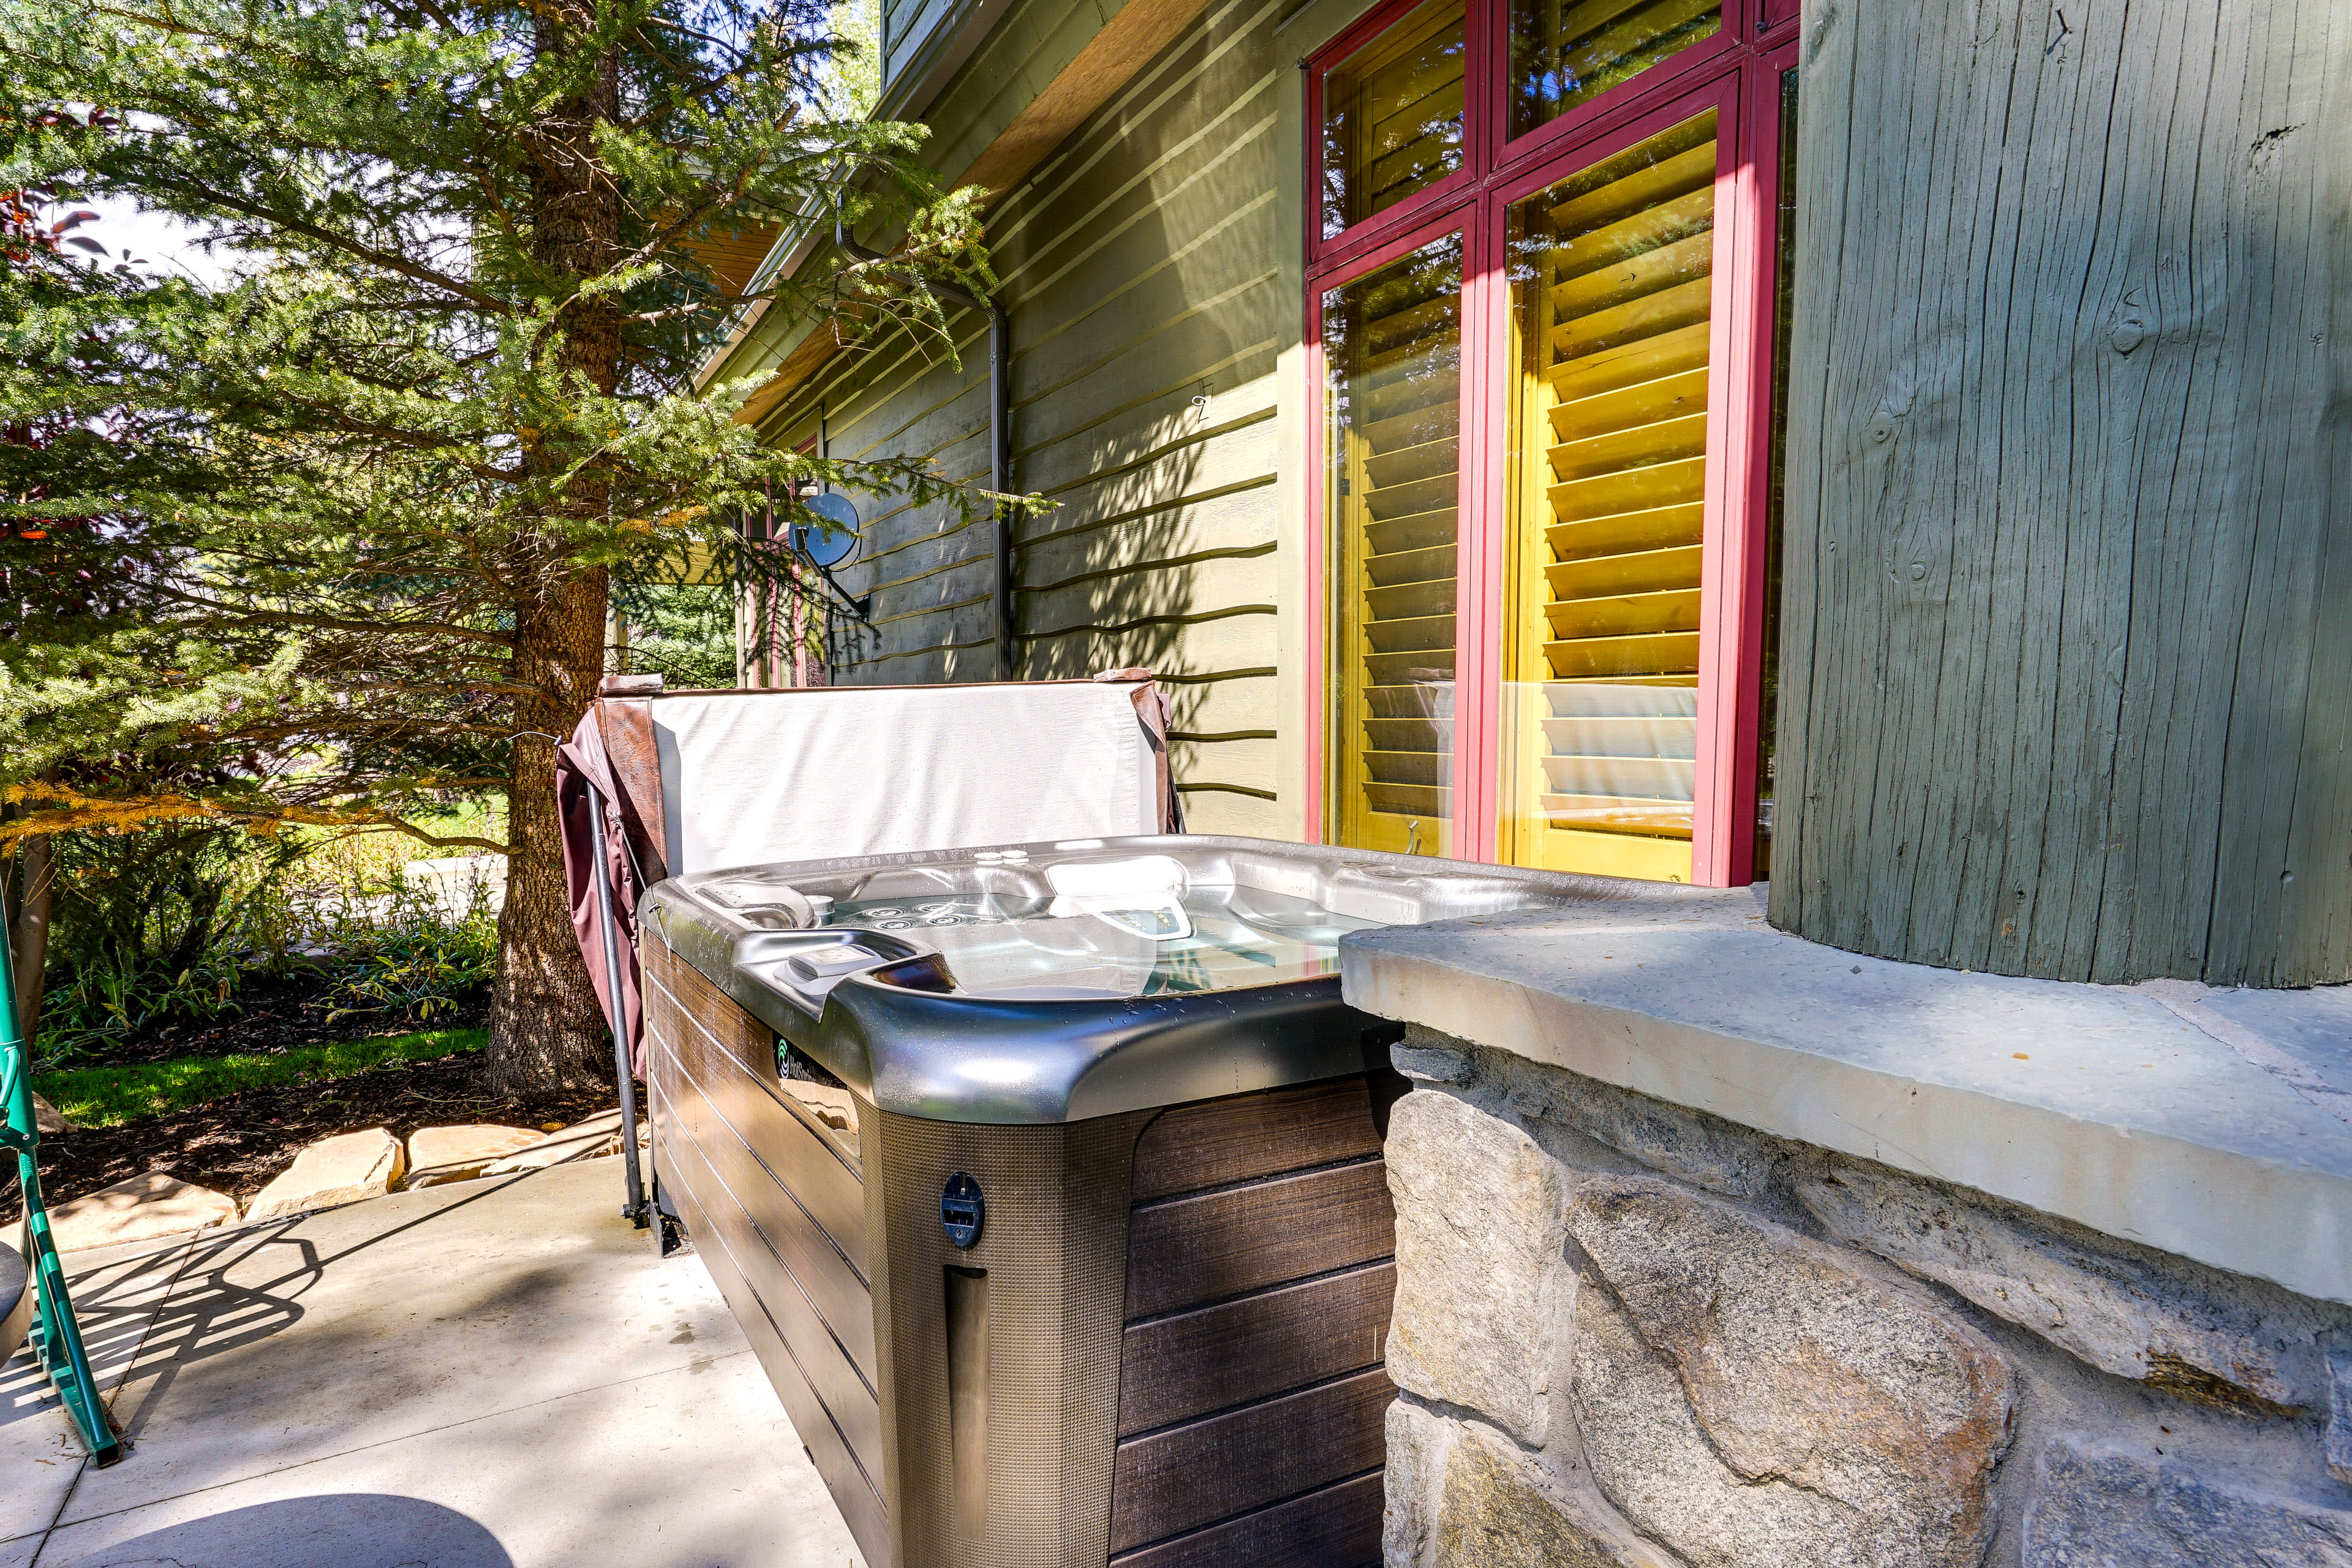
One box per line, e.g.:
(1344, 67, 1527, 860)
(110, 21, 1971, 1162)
(33, 826, 301, 1066)
(29, 802, 508, 1063)
(316, 879, 500, 1026)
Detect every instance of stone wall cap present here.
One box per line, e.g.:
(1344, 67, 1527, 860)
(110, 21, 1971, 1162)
(1341, 891, 2352, 1306)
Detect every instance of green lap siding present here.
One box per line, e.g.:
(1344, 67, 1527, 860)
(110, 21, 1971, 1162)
(759, 0, 1309, 837)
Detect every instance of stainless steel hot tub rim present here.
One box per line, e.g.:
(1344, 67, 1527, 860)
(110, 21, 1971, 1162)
(639, 832, 1709, 1125)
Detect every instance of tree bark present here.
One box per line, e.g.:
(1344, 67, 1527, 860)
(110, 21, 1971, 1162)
(485, 17, 629, 1096)
(488, 567, 611, 1095)
(7, 833, 53, 1046)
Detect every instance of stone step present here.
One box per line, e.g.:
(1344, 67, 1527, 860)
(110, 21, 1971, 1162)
(3, 1172, 240, 1254)
(246, 1128, 407, 1223)
(404, 1125, 544, 1188)
(481, 1109, 648, 1178)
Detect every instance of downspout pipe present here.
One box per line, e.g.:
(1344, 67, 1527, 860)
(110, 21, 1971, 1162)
(835, 221, 1016, 679)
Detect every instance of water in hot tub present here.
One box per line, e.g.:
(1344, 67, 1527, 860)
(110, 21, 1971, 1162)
(821, 884, 1380, 998)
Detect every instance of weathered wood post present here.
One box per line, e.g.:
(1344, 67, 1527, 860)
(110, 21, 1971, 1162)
(1769, 0, 2352, 986)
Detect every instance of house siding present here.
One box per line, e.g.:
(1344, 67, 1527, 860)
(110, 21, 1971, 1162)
(765, 0, 1303, 835)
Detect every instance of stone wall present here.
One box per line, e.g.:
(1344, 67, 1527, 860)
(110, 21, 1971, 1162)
(1381, 1026, 2352, 1567)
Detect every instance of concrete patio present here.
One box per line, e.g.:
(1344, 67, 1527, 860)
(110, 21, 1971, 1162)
(1, 1157, 865, 1567)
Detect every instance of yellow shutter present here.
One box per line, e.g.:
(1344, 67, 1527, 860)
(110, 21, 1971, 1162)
(1326, 238, 1463, 857)
(1501, 110, 1717, 881)
(1321, 0, 1466, 236)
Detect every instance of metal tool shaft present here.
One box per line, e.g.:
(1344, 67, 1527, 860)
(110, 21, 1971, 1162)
(586, 780, 647, 1226)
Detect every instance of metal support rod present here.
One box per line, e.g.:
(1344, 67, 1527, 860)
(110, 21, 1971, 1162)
(835, 220, 1014, 676)
(987, 306, 1014, 679)
(0, 901, 121, 1463)
(586, 779, 648, 1227)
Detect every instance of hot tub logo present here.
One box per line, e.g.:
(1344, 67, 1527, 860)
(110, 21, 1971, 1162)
(941, 1172, 985, 1248)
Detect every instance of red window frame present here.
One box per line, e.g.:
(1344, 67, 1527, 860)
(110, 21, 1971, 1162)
(1305, 0, 1493, 262)
(1304, 0, 1799, 884)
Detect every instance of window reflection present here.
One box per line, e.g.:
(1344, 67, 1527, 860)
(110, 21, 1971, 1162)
(1325, 236, 1464, 856)
(1500, 112, 1717, 881)
(1509, 0, 1722, 139)
(1320, 0, 1466, 239)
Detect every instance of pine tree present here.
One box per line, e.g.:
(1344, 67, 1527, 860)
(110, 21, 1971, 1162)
(0, 0, 992, 1090)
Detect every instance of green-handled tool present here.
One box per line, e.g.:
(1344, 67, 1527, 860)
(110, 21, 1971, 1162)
(1, 913, 123, 1464)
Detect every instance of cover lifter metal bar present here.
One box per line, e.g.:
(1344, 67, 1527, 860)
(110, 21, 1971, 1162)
(1, 908, 122, 1463)
(586, 778, 648, 1227)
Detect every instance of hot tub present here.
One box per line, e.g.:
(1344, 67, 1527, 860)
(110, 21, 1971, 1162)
(636, 835, 1615, 1568)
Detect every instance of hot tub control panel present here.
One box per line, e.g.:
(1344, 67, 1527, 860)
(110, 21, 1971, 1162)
(941, 1172, 984, 1248)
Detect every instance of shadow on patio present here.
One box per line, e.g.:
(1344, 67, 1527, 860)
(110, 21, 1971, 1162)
(1, 1158, 861, 1568)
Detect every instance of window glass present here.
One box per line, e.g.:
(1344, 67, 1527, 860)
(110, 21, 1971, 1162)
(1499, 110, 1717, 880)
(1509, 0, 1722, 140)
(1324, 236, 1463, 857)
(1320, 0, 1466, 240)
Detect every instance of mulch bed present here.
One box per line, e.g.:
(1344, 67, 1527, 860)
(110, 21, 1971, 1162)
(5, 1052, 623, 1221)
(77, 965, 489, 1066)
(5, 978, 623, 1221)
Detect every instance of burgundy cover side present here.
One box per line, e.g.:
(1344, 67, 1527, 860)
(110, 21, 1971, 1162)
(1093, 668, 1185, 834)
(555, 686, 666, 1079)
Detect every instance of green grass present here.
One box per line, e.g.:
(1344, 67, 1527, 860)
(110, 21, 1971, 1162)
(34, 1028, 488, 1129)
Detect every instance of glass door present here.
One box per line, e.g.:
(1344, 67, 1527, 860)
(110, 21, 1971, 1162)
(1321, 233, 1466, 858)
(1305, 0, 1792, 880)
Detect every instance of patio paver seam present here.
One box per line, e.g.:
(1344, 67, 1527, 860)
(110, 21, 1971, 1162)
(18, 1235, 204, 1567)
(23, 1462, 83, 1565)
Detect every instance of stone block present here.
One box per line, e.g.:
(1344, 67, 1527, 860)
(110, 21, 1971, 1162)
(246, 1128, 407, 1221)
(1384, 1396, 1453, 1566)
(2328, 1341, 2352, 1488)
(31, 1090, 74, 1134)
(480, 1109, 647, 1177)
(1394, 1025, 1474, 1085)
(3, 1171, 238, 1253)
(1572, 1287, 1866, 1567)
(1566, 1175, 2015, 1568)
(1432, 1428, 1670, 1568)
(1798, 1160, 2332, 1409)
(1384, 1090, 1569, 1445)
(404, 1125, 545, 1188)
(1501, 1056, 1784, 1201)
(2023, 1438, 2352, 1565)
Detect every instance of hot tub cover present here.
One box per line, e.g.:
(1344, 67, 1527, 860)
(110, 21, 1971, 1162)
(557, 673, 1180, 1074)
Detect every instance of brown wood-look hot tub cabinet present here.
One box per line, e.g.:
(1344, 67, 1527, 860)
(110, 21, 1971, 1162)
(641, 928, 1403, 1568)
(638, 933, 886, 1553)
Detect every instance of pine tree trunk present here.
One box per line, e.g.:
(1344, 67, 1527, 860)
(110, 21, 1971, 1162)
(6, 832, 52, 1045)
(486, 20, 628, 1097)
(488, 568, 612, 1096)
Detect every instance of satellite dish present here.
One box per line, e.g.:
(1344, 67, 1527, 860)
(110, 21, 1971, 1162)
(793, 492, 859, 568)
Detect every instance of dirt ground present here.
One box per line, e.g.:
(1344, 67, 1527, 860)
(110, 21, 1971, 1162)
(6, 1054, 627, 1221)
(6, 976, 629, 1219)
